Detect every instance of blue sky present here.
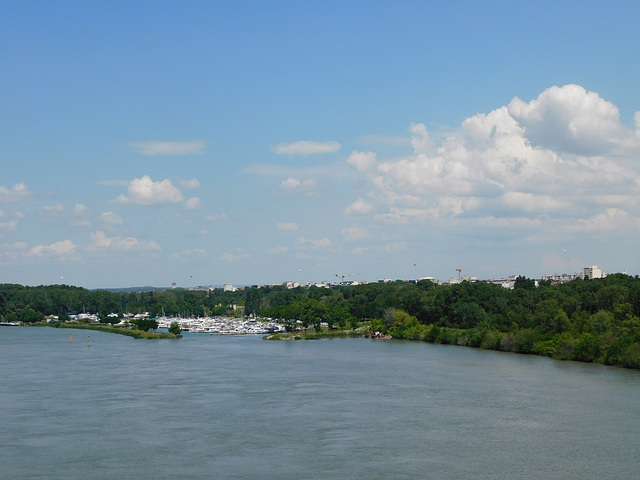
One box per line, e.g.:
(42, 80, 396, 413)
(2, 1, 640, 288)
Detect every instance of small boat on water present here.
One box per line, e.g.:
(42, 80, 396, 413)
(0, 322, 20, 326)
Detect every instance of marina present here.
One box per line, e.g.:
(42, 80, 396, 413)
(156, 316, 287, 335)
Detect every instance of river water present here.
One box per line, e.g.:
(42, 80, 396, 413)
(2, 327, 639, 479)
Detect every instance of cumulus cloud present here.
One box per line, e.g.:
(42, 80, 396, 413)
(507, 84, 624, 155)
(271, 140, 340, 156)
(346, 151, 377, 171)
(128, 140, 206, 155)
(29, 240, 77, 258)
(344, 198, 374, 215)
(113, 176, 184, 205)
(410, 123, 430, 154)
(346, 84, 640, 233)
(0, 183, 32, 203)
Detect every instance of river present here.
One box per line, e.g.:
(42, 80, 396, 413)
(1, 327, 639, 479)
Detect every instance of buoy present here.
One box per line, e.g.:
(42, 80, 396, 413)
(70, 333, 73, 342)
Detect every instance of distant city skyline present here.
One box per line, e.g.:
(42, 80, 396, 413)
(2, 2, 640, 289)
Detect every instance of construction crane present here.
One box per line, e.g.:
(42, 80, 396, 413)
(336, 273, 357, 283)
(455, 267, 467, 282)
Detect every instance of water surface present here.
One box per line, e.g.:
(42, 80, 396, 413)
(2, 327, 639, 479)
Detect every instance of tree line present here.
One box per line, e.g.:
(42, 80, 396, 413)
(3, 274, 640, 368)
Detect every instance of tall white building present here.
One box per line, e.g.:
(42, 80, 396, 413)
(581, 265, 605, 280)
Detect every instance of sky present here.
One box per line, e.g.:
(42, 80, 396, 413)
(1, 1, 640, 289)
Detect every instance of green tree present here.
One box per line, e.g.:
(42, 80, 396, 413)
(132, 318, 159, 332)
(168, 321, 182, 335)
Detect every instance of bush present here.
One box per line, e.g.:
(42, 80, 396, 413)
(572, 333, 603, 362)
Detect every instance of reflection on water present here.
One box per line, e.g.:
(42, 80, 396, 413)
(1, 328, 639, 480)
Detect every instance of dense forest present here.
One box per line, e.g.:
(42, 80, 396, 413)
(3, 274, 640, 368)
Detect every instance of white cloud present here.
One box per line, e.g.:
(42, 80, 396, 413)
(3, 241, 27, 250)
(342, 226, 369, 241)
(277, 222, 298, 231)
(271, 140, 340, 156)
(269, 245, 288, 254)
(89, 230, 161, 251)
(280, 177, 317, 195)
(0, 183, 32, 203)
(346, 151, 377, 171)
(175, 248, 208, 259)
(345, 84, 640, 234)
(507, 84, 624, 155)
(565, 208, 637, 233)
(0, 220, 18, 232)
(74, 203, 88, 215)
(41, 204, 65, 215)
(295, 236, 331, 249)
(410, 123, 430, 154)
(205, 213, 227, 222)
(101, 211, 124, 226)
(344, 198, 373, 215)
(113, 176, 184, 205)
(179, 178, 201, 189)
(28, 240, 77, 258)
(128, 140, 206, 155)
(184, 197, 202, 210)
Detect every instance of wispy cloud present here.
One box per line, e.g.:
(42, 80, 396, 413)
(175, 248, 208, 259)
(128, 140, 206, 156)
(100, 211, 124, 227)
(271, 140, 340, 156)
(277, 222, 298, 231)
(295, 236, 331, 249)
(221, 251, 251, 262)
(89, 231, 161, 251)
(184, 197, 202, 210)
(280, 177, 318, 196)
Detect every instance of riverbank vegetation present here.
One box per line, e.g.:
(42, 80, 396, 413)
(2, 274, 640, 367)
(35, 321, 182, 339)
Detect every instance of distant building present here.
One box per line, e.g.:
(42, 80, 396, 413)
(581, 265, 605, 280)
(540, 273, 579, 284)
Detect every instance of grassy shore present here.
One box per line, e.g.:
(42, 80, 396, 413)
(264, 329, 367, 340)
(42, 322, 182, 339)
